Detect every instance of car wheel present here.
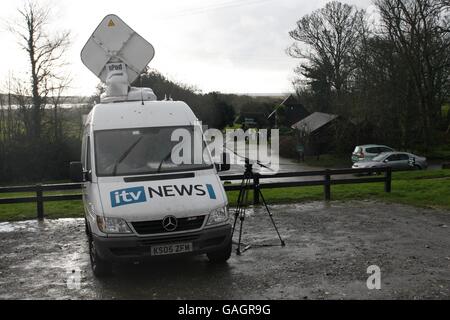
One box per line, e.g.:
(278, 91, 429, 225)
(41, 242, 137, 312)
(372, 167, 382, 175)
(207, 240, 232, 263)
(414, 165, 422, 170)
(89, 234, 112, 277)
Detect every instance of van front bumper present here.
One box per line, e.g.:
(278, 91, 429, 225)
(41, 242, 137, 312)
(92, 224, 232, 262)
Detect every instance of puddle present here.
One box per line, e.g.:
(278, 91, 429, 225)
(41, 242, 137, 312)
(0, 218, 84, 233)
(1, 202, 450, 299)
(0, 221, 40, 233)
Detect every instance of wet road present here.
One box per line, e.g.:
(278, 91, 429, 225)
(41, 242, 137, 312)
(221, 142, 324, 177)
(220, 151, 335, 184)
(1, 201, 449, 300)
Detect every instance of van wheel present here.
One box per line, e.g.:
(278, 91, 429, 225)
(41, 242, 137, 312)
(207, 240, 232, 263)
(89, 236, 112, 277)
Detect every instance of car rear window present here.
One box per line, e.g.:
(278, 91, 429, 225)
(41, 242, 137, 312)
(365, 147, 379, 154)
(379, 147, 393, 152)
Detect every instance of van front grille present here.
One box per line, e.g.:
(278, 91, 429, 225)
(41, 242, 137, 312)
(132, 216, 205, 235)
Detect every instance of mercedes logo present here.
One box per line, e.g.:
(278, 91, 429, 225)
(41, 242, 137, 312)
(162, 215, 178, 232)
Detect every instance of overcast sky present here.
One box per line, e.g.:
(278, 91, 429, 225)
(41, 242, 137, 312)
(0, 0, 374, 97)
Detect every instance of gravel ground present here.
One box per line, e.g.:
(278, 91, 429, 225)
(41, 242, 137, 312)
(0, 200, 449, 300)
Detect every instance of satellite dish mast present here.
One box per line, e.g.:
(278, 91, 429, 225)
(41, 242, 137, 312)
(81, 14, 156, 103)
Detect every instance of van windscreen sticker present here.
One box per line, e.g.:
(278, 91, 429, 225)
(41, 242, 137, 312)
(148, 184, 217, 199)
(110, 186, 147, 207)
(206, 184, 216, 199)
(110, 184, 217, 208)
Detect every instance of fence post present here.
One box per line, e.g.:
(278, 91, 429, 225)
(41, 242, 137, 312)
(36, 184, 44, 220)
(253, 174, 260, 205)
(324, 169, 331, 201)
(385, 167, 392, 193)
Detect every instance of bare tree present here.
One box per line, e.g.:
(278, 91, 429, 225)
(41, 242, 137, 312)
(8, 0, 70, 139)
(288, 1, 366, 94)
(0, 74, 22, 143)
(10, 74, 33, 138)
(48, 76, 71, 141)
(375, 0, 450, 145)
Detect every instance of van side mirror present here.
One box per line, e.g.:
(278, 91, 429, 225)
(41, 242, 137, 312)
(70, 162, 84, 182)
(220, 152, 231, 172)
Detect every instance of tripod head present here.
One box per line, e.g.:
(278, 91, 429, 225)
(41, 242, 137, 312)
(224, 145, 273, 178)
(244, 158, 253, 177)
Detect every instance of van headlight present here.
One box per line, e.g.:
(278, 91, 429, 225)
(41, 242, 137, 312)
(206, 207, 229, 226)
(96, 216, 132, 234)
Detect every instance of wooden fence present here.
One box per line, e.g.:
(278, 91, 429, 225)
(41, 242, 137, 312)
(0, 167, 391, 220)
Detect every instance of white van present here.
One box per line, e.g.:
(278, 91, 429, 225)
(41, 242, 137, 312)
(70, 99, 232, 276)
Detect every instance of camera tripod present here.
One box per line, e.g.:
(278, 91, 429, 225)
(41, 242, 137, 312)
(231, 158, 286, 255)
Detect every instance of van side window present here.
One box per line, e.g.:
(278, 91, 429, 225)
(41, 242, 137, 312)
(86, 136, 92, 172)
(81, 139, 86, 168)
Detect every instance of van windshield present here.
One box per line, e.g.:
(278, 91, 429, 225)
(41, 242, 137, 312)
(94, 126, 213, 176)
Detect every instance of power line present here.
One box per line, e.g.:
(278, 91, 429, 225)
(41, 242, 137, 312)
(157, 0, 274, 21)
(166, 0, 258, 16)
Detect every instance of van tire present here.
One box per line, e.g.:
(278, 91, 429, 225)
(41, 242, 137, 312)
(89, 235, 112, 277)
(207, 240, 232, 263)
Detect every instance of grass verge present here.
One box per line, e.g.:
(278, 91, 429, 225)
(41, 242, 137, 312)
(0, 170, 449, 222)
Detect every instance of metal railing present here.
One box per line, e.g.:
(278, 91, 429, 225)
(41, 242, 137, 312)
(0, 167, 392, 220)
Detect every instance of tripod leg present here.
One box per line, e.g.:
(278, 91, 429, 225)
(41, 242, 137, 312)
(232, 183, 245, 238)
(258, 189, 286, 247)
(236, 177, 251, 255)
(236, 207, 245, 255)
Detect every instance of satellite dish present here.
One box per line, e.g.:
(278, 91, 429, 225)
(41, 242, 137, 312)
(81, 14, 155, 84)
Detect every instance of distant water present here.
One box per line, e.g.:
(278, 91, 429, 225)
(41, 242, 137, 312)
(0, 103, 91, 110)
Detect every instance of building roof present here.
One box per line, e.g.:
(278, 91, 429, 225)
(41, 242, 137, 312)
(268, 94, 310, 127)
(291, 112, 338, 133)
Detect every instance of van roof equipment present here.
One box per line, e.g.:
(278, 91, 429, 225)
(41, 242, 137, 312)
(81, 14, 156, 103)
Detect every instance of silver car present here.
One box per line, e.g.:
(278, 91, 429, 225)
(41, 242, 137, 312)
(351, 144, 394, 163)
(352, 152, 428, 171)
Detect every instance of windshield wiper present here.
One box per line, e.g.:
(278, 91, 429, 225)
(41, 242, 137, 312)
(156, 141, 187, 173)
(156, 150, 173, 173)
(112, 136, 144, 176)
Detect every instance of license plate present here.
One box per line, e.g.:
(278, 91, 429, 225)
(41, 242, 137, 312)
(150, 243, 193, 256)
